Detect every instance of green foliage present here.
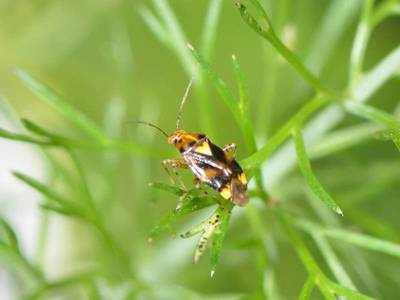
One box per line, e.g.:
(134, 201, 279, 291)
(15, 69, 108, 142)
(292, 126, 343, 215)
(0, 217, 20, 253)
(236, 0, 327, 93)
(0, 0, 399, 299)
(13, 171, 88, 218)
(148, 183, 216, 239)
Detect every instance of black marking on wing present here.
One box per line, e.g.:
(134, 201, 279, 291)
(209, 141, 227, 163)
(230, 160, 243, 177)
(184, 151, 230, 191)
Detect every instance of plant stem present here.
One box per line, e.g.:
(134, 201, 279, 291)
(241, 94, 329, 170)
(277, 210, 374, 300)
(266, 32, 327, 93)
(349, 0, 374, 83)
(299, 276, 315, 300)
(236, 1, 328, 94)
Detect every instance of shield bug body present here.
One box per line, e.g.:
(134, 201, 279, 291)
(139, 81, 249, 207)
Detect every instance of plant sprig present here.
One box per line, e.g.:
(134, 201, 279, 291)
(236, 1, 327, 94)
(0, 115, 163, 157)
(292, 126, 343, 215)
(1, 0, 399, 298)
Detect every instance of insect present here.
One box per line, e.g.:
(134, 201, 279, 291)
(138, 80, 249, 207)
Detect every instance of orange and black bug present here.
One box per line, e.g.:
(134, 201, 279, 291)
(138, 80, 249, 207)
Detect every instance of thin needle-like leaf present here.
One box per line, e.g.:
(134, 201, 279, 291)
(15, 69, 107, 142)
(138, 5, 171, 48)
(313, 234, 356, 289)
(0, 127, 53, 146)
(21, 118, 57, 139)
(324, 228, 400, 258)
(232, 54, 256, 153)
(201, 0, 223, 60)
(150, 0, 195, 75)
(148, 186, 216, 239)
(353, 45, 400, 101)
(349, 0, 374, 81)
(188, 44, 241, 124)
(0, 217, 20, 253)
(344, 102, 400, 152)
(13, 171, 84, 217)
(148, 181, 185, 196)
(296, 219, 400, 258)
(378, 128, 400, 151)
(344, 102, 400, 129)
(299, 276, 315, 300)
(210, 206, 231, 277)
(329, 282, 375, 300)
(292, 126, 343, 215)
(241, 95, 328, 171)
(309, 123, 381, 159)
(235, 1, 326, 93)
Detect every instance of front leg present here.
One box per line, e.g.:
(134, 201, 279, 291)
(222, 143, 236, 156)
(161, 158, 188, 190)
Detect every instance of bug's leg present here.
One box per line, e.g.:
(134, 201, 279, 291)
(161, 158, 188, 189)
(172, 161, 188, 190)
(222, 143, 236, 156)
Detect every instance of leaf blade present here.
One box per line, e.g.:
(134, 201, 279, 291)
(344, 102, 400, 129)
(0, 127, 53, 146)
(15, 69, 107, 142)
(210, 206, 231, 277)
(299, 276, 315, 300)
(292, 126, 343, 215)
(13, 171, 83, 216)
(0, 217, 20, 252)
(187, 44, 242, 125)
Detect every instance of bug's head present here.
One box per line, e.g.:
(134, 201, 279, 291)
(169, 130, 192, 153)
(168, 130, 186, 145)
(168, 130, 206, 153)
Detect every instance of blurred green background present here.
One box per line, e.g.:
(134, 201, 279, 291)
(0, 0, 399, 299)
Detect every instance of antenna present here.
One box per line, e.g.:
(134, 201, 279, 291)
(176, 79, 193, 129)
(137, 121, 169, 137)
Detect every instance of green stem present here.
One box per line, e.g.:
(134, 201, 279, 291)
(66, 148, 132, 277)
(299, 276, 315, 300)
(0, 126, 164, 157)
(277, 211, 374, 300)
(232, 55, 269, 200)
(66, 148, 97, 212)
(292, 126, 343, 215)
(245, 205, 269, 296)
(349, 0, 374, 83)
(241, 94, 329, 170)
(266, 32, 326, 93)
(236, 1, 327, 94)
(0, 242, 44, 283)
(370, 0, 400, 28)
